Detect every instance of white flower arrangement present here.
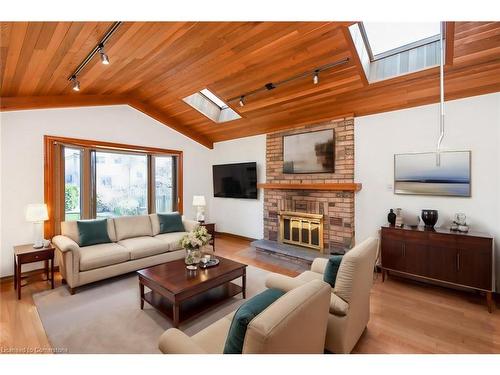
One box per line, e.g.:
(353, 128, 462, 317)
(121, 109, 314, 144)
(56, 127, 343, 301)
(180, 225, 212, 250)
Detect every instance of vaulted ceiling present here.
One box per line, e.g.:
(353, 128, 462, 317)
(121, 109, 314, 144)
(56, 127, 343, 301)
(1, 22, 500, 148)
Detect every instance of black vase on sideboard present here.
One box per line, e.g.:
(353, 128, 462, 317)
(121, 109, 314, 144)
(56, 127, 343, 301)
(387, 209, 396, 226)
(421, 209, 438, 228)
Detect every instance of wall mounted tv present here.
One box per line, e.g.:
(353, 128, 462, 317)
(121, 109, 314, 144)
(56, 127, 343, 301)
(213, 162, 258, 199)
(283, 129, 335, 173)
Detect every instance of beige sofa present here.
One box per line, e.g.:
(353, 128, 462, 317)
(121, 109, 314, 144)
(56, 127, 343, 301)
(265, 237, 379, 353)
(52, 214, 199, 294)
(158, 279, 331, 354)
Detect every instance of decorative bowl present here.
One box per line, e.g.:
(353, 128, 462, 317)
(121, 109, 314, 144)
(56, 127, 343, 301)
(421, 209, 438, 228)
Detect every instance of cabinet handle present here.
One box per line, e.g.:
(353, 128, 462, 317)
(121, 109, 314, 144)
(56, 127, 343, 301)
(402, 243, 406, 257)
(457, 253, 460, 271)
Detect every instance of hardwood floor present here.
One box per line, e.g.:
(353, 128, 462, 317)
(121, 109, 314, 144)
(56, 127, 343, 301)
(1, 234, 499, 354)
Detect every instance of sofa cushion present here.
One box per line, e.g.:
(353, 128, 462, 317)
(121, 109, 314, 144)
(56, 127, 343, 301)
(155, 232, 189, 251)
(77, 219, 111, 247)
(223, 288, 285, 354)
(61, 219, 116, 245)
(61, 221, 80, 244)
(118, 236, 170, 260)
(323, 255, 343, 288)
(149, 214, 161, 236)
(113, 215, 153, 241)
(157, 212, 185, 234)
(79, 243, 130, 271)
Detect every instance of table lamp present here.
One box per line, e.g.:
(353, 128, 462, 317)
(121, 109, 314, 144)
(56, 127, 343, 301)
(25, 203, 49, 248)
(192, 195, 206, 222)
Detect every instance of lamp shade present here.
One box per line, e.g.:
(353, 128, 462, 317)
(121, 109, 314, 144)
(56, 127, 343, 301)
(192, 195, 206, 206)
(26, 204, 49, 222)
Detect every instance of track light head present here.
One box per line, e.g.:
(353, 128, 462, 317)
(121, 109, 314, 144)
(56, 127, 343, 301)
(98, 44, 110, 65)
(313, 70, 319, 85)
(239, 96, 245, 107)
(71, 76, 80, 92)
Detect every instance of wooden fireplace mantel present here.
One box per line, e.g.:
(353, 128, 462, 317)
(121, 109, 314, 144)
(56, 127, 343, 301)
(257, 183, 362, 192)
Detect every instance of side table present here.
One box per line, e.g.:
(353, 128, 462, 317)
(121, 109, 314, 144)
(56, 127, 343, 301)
(13, 244, 55, 300)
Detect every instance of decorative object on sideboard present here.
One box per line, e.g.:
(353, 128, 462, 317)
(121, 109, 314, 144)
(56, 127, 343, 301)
(394, 208, 404, 227)
(25, 204, 49, 248)
(192, 195, 206, 222)
(180, 226, 212, 270)
(404, 215, 420, 228)
(387, 209, 396, 226)
(451, 212, 469, 233)
(421, 209, 438, 228)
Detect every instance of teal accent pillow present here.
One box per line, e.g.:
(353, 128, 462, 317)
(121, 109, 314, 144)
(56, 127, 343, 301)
(323, 255, 343, 288)
(223, 288, 285, 354)
(77, 219, 111, 247)
(157, 212, 185, 233)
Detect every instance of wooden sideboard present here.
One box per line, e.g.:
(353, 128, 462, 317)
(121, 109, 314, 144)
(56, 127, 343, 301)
(380, 225, 494, 312)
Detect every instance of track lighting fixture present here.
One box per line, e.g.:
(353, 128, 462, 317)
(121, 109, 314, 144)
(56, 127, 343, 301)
(67, 22, 122, 92)
(98, 44, 110, 65)
(71, 76, 80, 92)
(228, 58, 349, 106)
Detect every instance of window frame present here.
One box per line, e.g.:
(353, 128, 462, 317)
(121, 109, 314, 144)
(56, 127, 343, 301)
(44, 135, 183, 238)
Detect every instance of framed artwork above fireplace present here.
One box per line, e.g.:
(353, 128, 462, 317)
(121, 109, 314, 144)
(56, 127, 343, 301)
(283, 129, 335, 174)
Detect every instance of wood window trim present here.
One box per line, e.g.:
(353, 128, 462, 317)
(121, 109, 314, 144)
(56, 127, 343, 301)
(44, 135, 183, 238)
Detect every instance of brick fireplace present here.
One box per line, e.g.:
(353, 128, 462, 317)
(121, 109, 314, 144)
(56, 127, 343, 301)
(262, 117, 356, 253)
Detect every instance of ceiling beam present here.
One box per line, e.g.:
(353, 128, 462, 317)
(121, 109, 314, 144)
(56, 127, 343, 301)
(0, 95, 129, 111)
(127, 98, 213, 149)
(445, 22, 456, 66)
(0, 95, 214, 149)
(341, 26, 369, 87)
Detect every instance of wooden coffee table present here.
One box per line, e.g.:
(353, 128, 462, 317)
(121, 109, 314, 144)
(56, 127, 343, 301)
(137, 257, 247, 327)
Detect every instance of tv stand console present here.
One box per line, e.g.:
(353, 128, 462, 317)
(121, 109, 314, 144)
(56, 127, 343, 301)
(380, 225, 494, 312)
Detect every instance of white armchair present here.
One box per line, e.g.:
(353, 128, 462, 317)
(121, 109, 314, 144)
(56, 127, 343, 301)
(265, 237, 379, 353)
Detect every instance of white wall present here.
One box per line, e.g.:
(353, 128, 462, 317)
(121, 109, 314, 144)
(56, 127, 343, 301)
(0, 105, 212, 277)
(208, 135, 266, 239)
(355, 92, 500, 290)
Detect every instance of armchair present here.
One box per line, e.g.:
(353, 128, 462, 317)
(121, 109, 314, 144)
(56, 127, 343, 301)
(265, 237, 379, 353)
(158, 279, 331, 354)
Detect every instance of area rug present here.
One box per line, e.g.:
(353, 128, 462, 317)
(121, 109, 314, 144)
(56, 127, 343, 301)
(32, 265, 270, 353)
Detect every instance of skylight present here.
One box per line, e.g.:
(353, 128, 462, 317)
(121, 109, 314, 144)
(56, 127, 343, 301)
(200, 88, 228, 109)
(183, 88, 240, 123)
(362, 22, 441, 57)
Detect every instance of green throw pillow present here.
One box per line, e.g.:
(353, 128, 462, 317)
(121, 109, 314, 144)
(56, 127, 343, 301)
(323, 255, 343, 288)
(157, 212, 185, 233)
(223, 288, 285, 354)
(77, 219, 111, 247)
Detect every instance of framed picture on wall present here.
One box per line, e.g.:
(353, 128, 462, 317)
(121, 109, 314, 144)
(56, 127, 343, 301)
(394, 151, 471, 197)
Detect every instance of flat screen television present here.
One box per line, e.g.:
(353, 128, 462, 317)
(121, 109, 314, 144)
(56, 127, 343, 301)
(283, 129, 335, 173)
(213, 162, 258, 199)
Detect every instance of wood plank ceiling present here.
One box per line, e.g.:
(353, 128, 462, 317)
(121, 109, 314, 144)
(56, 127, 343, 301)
(1, 21, 500, 148)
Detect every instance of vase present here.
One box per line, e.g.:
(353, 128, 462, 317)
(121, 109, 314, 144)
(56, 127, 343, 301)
(395, 208, 404, 227)
(185, 248, 202, 269)
(387, 209, 396, 226)
(421, 209, 438, 228)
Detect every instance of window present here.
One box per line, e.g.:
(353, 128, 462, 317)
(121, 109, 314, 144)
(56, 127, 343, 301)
(154, 156, 175, 213)
(95, 151, 148, 217)
(361, 22, 441, 59)
(64, 148, 82, 221)
(44, 136, 183, 237)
